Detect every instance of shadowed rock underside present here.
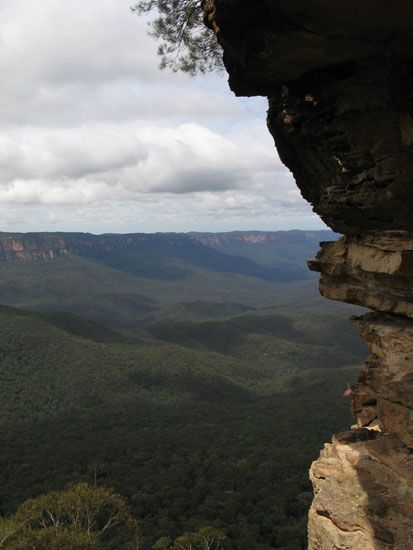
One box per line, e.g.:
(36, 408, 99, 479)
(204, 1, 413, 548)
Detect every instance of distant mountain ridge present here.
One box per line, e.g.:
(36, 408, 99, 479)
(0, 229, 341, 327)
(0, 229, 335, 263)
(0, 232, 194, 262)
(0, 230, 323, 283)
(190, 229, 336, 246)
(189, 229, 337, 267)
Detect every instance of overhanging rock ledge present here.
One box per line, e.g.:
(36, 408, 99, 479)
(204, 1, 413, 547)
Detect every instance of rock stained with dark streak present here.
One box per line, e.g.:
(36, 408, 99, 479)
(204, 1, 413, 547)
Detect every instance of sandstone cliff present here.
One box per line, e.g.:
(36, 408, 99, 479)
(0, 232, 210, 262)
(204, 1, 413, 547)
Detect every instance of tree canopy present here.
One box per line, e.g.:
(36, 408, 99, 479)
(0, 484, 139, 549)
(132, 0, 223, 74)
(153, 526, 227, 549)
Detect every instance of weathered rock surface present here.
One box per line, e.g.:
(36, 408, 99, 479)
(309, 233, 413, 318)
(352, 314, 413, 446)
(309, 431, 413, 550)
(204, 1, 413, 547)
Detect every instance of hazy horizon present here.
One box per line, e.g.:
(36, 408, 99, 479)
(0, 227, 333, 236)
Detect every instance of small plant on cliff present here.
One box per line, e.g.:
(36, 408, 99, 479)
(131, 0, 223, 74)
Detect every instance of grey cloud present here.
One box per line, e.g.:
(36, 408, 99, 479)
(0, 120, 309, 219)
(151, 168, 242, 194)
(0, 127, 147, 182)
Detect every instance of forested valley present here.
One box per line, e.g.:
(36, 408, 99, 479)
(0, 231, 366, 549)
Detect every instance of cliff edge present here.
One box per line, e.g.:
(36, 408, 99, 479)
(204, 1, 413, 547)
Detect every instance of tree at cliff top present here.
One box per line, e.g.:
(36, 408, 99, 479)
(132, 0, 222, 74)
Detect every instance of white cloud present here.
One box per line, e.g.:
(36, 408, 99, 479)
(0, 0, 242, 126)
(0, 0, 324, 232)
(0, 127, 147, 182)
(0, 122, 284, 200)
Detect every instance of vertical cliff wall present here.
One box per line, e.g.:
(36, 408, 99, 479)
(204, 1, 413, 547)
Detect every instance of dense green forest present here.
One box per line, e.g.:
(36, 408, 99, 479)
(0, 231, 338, 328)
(0, 231, 366, 548)
(0, 305, 365, 548)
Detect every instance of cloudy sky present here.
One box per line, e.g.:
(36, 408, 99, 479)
(0, 0, 324, 233)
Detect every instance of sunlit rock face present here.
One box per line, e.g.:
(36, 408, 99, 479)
(205, 1, 413, 547)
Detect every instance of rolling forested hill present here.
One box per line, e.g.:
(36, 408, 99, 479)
(0, 230, 341, 327)
(0, 230, 365, 549)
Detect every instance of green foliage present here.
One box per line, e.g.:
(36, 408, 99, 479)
(165, 526, 226, 549)
(167, 526, 227, 550)
(0, 517, 22, 548)
(16, 483, 137, 537)
(8, 527, 99, 550)
(131, 0, 223, 74)
(172, 532, 199, 549)
(0, 230, 350, 328)
(0, 229, 364, 548)
(153, 537, 173, 549)
(0, 302, 364, 548)
(1, 483, 138, 549)
(0, 252, 303, 327)
(196, 526, 227, 548)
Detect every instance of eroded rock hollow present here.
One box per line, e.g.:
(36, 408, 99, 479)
(204, 1, 413, 547)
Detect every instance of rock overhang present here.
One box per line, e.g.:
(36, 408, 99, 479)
(204, 1, 413, 547)
(206, 0, 413, 94)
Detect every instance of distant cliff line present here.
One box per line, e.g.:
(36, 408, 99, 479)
(0, 229, 335, 262)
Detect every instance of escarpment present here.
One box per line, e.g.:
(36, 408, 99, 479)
(204, 1, 413, 548)
(0, 232, 216, 262)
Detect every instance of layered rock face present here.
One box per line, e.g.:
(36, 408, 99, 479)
(204, 1, 413, 547)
